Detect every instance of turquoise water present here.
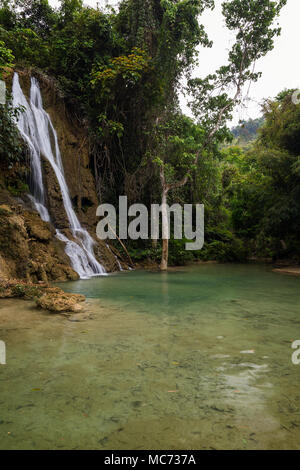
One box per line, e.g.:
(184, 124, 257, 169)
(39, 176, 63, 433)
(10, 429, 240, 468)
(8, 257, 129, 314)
(1, 264, 300, 449)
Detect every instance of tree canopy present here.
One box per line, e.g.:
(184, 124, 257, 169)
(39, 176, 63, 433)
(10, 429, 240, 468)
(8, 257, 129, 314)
(1, 0, 296, 266)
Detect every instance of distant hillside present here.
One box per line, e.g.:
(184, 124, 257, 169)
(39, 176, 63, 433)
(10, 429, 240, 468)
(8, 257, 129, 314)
(231, 117, 264, 143)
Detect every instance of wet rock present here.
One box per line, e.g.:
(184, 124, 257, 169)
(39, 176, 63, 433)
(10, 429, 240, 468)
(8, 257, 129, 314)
(0, 203, 80, 282)
(36, 291, 86, 313)
(23, 211, 51, 242)
(0, 280, 86, 315)
(0, 207, 30, 279)
(42, 158, 69, 230)
(0, 70, 126, 278)
(0, 204, 13, 216)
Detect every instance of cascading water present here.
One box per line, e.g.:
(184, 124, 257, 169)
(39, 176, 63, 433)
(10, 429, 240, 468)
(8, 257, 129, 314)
(12, 76, 50, 222)
(12, 72, 106, 279)
(106, 243, 123, 272)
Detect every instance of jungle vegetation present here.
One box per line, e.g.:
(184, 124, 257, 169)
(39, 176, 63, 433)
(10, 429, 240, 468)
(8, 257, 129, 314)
(1, 0, 299, 267)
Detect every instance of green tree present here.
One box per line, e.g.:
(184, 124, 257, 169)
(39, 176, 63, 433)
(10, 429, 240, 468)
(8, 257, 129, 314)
(154, 0, 287, 270)
(15, 0, 57, 38)
(0, 39, 14, 78)
(150, 114, 204, 269)
(0, 99, 24, 165)
(222, 89, 300, 260)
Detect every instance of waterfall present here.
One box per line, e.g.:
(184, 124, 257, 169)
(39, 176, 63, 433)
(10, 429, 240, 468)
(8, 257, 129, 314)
(106, 243, 123, 271)
(12, 73, 106, 279)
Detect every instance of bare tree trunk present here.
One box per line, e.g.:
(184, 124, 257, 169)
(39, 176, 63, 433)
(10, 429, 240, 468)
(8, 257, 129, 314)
(161, 237, 169, 271)
(160, 187, 169, 271)
(158, 161, 191, 271)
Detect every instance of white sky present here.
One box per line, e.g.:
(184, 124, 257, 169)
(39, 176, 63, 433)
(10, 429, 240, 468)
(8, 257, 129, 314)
(49, 0, 300, 125)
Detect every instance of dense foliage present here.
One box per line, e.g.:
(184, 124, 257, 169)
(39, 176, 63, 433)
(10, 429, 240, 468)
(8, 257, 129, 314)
(231, 117, 264, 144)
(0, 0, 295, 265)
(221, 92, 300, 260)
(0, 99, 24, 164)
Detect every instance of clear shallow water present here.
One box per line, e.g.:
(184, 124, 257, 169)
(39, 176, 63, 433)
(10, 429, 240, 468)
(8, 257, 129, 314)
(1, 264, 300, 449)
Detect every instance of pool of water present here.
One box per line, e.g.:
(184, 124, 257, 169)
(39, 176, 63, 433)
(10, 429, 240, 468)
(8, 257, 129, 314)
(1, 264, 300, 449)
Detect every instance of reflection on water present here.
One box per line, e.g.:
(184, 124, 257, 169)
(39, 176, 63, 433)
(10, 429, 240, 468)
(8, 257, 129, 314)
(1, 264, 300, 449)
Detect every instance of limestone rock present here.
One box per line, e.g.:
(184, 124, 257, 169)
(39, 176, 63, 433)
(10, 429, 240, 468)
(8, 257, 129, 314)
(36, 291, 86, 313)
(0, 202, 79, 282)
(0, 69, 126, 279)
(23, 211, 51, 241)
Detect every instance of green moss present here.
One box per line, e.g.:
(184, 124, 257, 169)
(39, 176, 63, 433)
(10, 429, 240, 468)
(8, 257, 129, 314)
(11, 284, 43, 299)
(7, 181, 29, 196)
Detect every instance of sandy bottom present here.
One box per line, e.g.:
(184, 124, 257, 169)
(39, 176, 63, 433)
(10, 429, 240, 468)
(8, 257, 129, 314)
(273, 267, 300, 276)
(1, 264, 300, 449)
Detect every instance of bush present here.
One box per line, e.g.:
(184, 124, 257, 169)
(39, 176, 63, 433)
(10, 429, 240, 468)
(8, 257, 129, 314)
(198, 238, 249, 262)
(168, 238, 194, 266)
(0, 98, 25, 165)
(12, 284, 43, 299)
(7, 181, 29, 196)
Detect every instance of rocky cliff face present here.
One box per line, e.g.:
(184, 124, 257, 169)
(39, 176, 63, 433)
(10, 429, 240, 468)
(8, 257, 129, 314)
(0, 69, 125, 282)
(0, 203, 79, 281)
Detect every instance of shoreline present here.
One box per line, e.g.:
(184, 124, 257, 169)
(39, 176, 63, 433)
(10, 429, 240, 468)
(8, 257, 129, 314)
(0, 279, 87, 317)
(272, 267, 300, 276)
(1, 261, 299, 320)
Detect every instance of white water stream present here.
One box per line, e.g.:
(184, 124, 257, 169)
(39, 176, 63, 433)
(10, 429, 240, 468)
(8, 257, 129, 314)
(12, 73, 106, 279)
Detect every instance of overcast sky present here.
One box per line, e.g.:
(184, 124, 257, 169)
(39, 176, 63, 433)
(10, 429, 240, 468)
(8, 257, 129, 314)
(49, 0, 300, 125)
